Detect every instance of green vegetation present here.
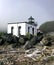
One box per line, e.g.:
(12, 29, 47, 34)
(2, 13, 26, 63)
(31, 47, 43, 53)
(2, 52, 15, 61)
(26, 33, 34, 40)
(0, 61, 3, 65)
(39, 21, 54, 33)
(0, 32, 7, 36)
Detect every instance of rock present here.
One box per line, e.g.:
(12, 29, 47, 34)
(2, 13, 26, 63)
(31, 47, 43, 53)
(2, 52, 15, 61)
(24, 36, 43, 49)
(11, 35, 19, 43)
(0, 38, 5, 45)
(37, 36, 43, 43)
(30, 36, 37, 45)
(25, 48, 42, 61)
(51, 49, 54, 55)
(29, 35, 43, 46)
(0, 39, 3, 45)
(43, 55, 54, 62)
(19, 37, 25, 45)
(24, 36, 39, 49)
(40, 37, 52, 46)
(23, 41, 32, 49)
(6, 35, 19, 44)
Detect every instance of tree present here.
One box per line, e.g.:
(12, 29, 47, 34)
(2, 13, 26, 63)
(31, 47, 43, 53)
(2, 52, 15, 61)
(39, 21, 54, 33)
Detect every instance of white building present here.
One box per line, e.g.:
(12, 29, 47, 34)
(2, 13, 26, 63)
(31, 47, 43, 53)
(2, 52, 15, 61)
(7, 16, 37, 37)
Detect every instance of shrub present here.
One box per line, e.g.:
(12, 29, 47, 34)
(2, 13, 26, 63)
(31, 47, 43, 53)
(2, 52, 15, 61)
(0, 61, 3, 65)
(0, 32, 7, 36)
(26, 33, 33, 40)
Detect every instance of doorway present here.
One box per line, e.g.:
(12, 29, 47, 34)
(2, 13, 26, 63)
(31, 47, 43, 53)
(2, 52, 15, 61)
(18, 26, 21, 36)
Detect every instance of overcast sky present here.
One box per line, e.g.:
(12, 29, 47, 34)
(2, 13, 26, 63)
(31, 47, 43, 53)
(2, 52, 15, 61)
(0, 0, 54, 31)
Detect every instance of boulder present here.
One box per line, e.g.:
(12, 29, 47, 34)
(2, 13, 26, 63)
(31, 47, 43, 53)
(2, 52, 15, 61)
(24, 36, 43, 49)
(43, 55, 54, 61)
(6, 35, 19, 44)
(30, 36, 37, 45)
(51, 49, 54, 55)
(19, 37, 25, 45)
(23, 41, 32, 49)
(40, 37, 52, 46)
(0, 39, 3, 45)
(0, 37, 5, 45)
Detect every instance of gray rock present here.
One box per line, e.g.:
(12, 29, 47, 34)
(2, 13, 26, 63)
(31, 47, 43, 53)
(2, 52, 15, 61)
(23, 41, 32, 49)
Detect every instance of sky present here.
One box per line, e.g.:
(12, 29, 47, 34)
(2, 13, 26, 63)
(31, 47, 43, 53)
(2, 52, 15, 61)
(0, 0, 54, 31)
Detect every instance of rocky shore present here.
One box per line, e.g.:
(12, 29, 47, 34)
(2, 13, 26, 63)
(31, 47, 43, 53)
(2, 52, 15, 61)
(0, 45, 54, 65)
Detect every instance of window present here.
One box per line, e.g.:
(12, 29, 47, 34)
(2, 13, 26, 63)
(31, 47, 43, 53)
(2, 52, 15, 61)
(28, 27, 30, 33)
(18, 26, 21, 36)
(32, 28, 34, 34)
(11, 26, 14, 35)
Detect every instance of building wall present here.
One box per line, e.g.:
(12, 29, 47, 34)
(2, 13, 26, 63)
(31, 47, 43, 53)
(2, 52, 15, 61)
(7, 23, 37, 36)
(7, 24, 18, 36)
(7, 23, 26, 36)
(17, 23, 26, 35)
(25, 24, 37, 35)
